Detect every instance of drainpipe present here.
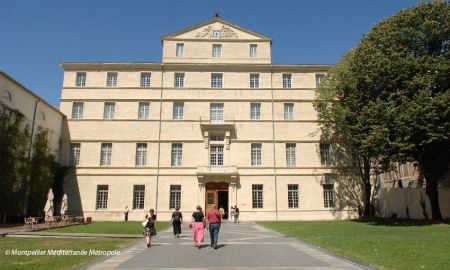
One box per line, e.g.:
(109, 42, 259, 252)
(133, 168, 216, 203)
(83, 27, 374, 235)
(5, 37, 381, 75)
(23, 98, 40, 214)
(270, 67, 278, 220)
(155, 64, 164, 214)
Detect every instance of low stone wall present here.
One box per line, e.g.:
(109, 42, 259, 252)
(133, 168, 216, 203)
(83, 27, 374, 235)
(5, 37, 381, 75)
(378, 188, 450, 219)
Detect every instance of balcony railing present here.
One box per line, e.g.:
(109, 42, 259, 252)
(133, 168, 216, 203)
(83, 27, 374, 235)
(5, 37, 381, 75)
(197, 165, 238, 176)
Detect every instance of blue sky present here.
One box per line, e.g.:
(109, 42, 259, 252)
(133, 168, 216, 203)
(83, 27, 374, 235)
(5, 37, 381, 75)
(1, 0, 421, 106)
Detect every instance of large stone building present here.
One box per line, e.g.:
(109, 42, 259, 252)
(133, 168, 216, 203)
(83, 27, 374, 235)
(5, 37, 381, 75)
(59, 17, 354, 221)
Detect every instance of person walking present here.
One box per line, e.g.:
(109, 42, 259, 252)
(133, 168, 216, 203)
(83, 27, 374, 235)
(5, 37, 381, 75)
(171, 207, 183, 238)
(234, 205, 239, 223)
(191, 205, 205, 248)
(206, 204, 221, 249)
(124, 206, 129, 222)
(143, 209, 157, 248)
(230, 206, 235, 223)
(219, 206, 225, 221)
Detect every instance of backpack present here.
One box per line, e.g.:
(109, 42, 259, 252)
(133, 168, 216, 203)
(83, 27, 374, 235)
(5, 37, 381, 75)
(173, 212, 181, 222)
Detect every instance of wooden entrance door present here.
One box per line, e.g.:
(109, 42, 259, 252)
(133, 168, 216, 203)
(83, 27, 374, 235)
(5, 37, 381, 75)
(205, 182, 229, 213)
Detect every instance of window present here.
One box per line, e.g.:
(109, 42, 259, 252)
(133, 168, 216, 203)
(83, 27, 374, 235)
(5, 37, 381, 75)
(210, 135, 224, 141)
(286, 143, 296, 166)
(140, 73, 151, 87)
(72, 102, 84, 119)
(211, 73, 223, 88)
(106, 72, 117, 87)
(171, 143, 182, 166)
(250, 44, 257, 58)
(103, 102, 115, 119)
(251, 143, 262, 166)
(133, 185, 145, 209)
(252, 184, 263, 208)
(170, 185, 181, 209)
(250, 103, 261, 120)
(284, 103, 294, 120)
(76, 72, 86, 87)
(100, 143, 112, 166)
(212, 44, 222, 57)
(174, 73, 185, 87)
(250, 74, 259, 88)
(69, 143, 81, 166)
(315, 74, 325, 87)
(138, 102, 150, 119)
(96, 185, 109, 209)
(2, 90, 12, 102)
(136, 143, 147, 166)
(323, 184, 334, 208)
(210, 103, 224, 124)
(283, 74, 292, 88)
(176, 43, 184, 57)
(288, 184, 299, 208)
(210, 146, 224, 166)
(173, 102, 184, 120)
(320, 143, 331, 167)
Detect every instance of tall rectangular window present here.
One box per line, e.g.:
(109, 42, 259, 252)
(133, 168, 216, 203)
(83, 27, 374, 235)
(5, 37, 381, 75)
(72, 102, 84, 119)
(138, 102, 150, 119)
(96, 185, 109, 209)
(170, 185, 181, 209)
(210, 146, 224, 166)
(171, 143, 182, 166)
(252, 184, 263, 208)
(284, 103, 294, 120)
(250, 74, 259, 88)
(212, 44, 222, 57)
(315, 74, 325, 87)
(176, 43, 184, 57)
(103, 102, 115, 119)
(76, 72, 86, 87)
(173, 102, 184, 120)
(100, 143, 112, 166)
(210, 103, 224, 124)
(69, 143, 81, 166)
(250, 44, 258, 58)
(323, 184, 334, 208)
(174, 73, 185, 87)
(136, 143, 147, 166)
(288, 184, 299, 208)
(133, 185, 145, 209)
(251, 143, 262, 166)
(106, 72, 117, 87)
(286, 143, 296, 166)
(250, 103, 261, 120)
(140, 73, 151, 87)
(283, 74, 292, 88)
(211, 73, 223, 88)
(320, 143, 331, 167)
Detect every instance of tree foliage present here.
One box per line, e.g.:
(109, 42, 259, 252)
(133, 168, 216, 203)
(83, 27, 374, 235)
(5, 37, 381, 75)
(315, 1, 450, 220)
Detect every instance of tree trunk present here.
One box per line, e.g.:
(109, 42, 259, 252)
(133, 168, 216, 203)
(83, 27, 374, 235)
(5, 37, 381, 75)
(362, 158, 372, 217)
(425, 179, 443, 221)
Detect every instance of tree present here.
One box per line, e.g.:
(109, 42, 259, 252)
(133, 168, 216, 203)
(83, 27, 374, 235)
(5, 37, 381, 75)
(315, 1, 450, 220)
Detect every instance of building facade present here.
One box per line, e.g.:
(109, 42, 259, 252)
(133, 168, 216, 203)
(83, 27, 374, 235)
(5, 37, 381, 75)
(59, 17, 355, 221)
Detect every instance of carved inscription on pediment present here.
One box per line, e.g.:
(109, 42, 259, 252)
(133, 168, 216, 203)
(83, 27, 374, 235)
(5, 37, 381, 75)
(195, 25, 238, 39)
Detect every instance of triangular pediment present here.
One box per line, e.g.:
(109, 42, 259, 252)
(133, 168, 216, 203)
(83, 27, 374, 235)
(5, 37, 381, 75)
(162, 17, 272, 42)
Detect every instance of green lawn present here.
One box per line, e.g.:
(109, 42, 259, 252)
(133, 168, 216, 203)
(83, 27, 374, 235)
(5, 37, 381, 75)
(41, 221, 170, 235)
(0, 237, 136, 270)
(259, 220, 450, 270)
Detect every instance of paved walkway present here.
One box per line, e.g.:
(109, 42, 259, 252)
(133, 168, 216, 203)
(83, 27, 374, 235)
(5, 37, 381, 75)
(83, 221, 374, 270)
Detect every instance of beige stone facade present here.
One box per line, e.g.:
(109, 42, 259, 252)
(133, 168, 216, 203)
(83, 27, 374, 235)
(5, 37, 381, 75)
(59, 17, 356, 221)
(0, 71, 65, 157)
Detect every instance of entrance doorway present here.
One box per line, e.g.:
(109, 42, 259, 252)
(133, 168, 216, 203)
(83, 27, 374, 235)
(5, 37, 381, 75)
(205, 182, 229, 219)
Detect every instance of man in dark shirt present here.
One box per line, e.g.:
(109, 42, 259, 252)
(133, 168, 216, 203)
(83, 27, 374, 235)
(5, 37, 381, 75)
(206, 204, 221, 249)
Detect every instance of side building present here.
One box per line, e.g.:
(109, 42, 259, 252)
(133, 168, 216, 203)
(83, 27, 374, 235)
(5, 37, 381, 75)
(59, 17, 355, 221)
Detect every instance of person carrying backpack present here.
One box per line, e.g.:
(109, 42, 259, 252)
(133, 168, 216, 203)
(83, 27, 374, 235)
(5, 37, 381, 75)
(171, 207, 183, 238)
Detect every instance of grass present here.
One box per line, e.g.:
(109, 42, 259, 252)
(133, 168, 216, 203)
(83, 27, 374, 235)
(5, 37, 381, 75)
(259, 219, 450, 270)
(41, 221, 170, 235)
(0, 237, 136, 270)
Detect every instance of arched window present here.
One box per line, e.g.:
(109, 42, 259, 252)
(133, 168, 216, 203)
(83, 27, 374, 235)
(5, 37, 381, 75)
(39, 111, 46, 121)
(2, 90, 13, 103)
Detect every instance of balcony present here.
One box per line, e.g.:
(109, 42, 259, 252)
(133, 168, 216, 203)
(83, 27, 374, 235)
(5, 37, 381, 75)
(197, 165, 238, 176)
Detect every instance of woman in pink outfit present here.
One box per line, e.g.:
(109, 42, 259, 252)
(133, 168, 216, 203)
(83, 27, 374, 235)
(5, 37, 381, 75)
(191, 205, 205, 248)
